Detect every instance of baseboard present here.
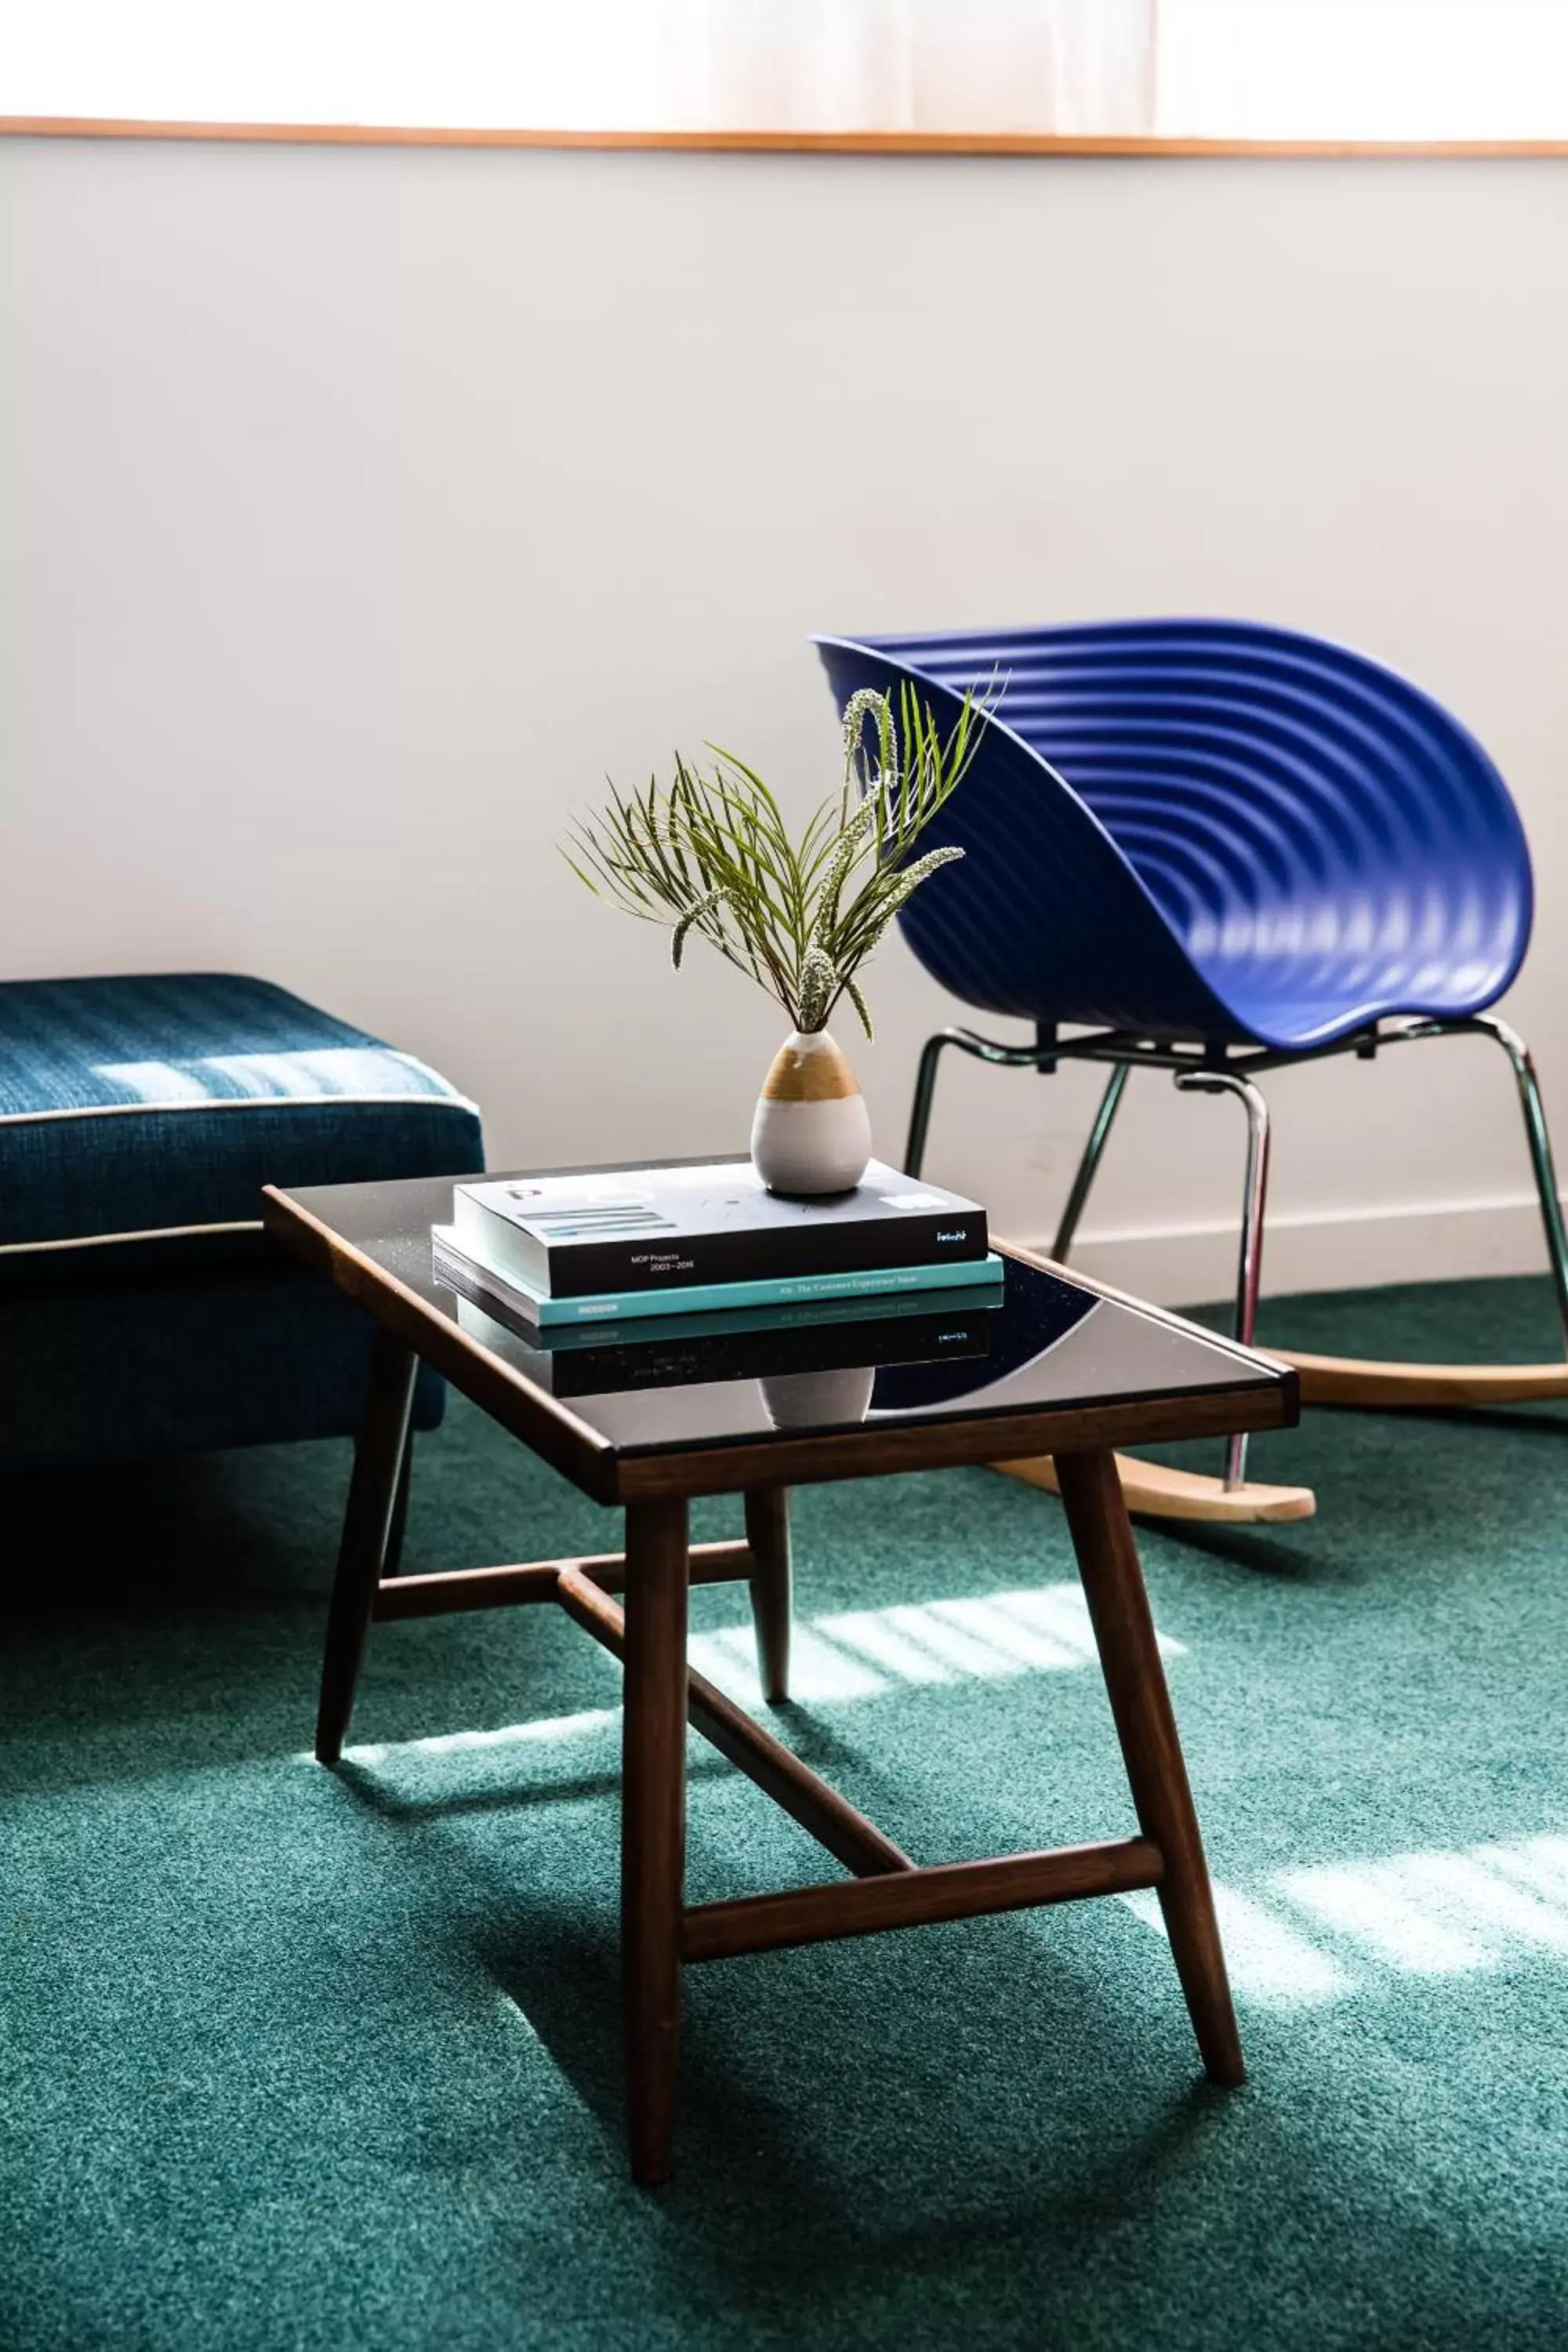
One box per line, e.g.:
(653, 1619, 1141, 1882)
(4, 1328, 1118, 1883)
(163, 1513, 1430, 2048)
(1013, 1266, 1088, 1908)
(1044, 1192, 1552, 1307)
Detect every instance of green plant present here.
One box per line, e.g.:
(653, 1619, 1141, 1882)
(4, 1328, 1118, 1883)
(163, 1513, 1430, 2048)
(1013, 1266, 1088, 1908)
(562, 684, 982, 1039)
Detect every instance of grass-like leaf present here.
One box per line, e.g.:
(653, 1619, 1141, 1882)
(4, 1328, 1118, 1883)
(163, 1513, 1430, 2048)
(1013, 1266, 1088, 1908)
(561, 683, 985, 1036)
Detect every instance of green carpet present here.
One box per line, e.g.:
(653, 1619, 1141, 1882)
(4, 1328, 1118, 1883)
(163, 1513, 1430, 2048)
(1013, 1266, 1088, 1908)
(4, 1275, 1567, 2351)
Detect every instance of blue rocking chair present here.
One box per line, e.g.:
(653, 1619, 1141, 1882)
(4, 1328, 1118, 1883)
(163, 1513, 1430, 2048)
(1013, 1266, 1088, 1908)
(815, 619, 1568, 1523)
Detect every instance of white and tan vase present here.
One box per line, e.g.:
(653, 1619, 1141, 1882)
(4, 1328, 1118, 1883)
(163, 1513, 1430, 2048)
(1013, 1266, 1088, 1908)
(750, 1029, 873, 1196)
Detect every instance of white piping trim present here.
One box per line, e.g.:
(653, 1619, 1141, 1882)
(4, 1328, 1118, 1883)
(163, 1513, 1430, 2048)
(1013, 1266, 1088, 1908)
(0, 1218, 267, 1257)
(0, 1091, 482, 1127)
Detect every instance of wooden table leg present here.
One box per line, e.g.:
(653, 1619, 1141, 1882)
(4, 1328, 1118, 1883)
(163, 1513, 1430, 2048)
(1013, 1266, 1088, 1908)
(1053, 1447, 1245, 2085)
(743, 1486, 793, 1704)
(621, 1495, 691, 2186)
(315, 1329, 418, 1766)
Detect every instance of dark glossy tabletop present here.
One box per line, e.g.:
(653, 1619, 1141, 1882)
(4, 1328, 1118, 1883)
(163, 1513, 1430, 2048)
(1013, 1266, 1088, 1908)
(266, 1171, 1294, 1492)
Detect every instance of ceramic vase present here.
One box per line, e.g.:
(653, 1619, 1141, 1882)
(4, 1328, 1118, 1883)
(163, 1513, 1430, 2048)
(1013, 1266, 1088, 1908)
(750, 1029, 873, 1196)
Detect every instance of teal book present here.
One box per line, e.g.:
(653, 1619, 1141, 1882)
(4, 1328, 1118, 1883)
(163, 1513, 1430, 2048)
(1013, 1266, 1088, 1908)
(432, 1226, 1004, 1329)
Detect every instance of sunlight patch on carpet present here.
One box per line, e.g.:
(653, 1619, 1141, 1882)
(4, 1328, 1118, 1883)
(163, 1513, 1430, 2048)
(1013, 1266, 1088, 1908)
(321, 1586, 1188, 1784)
(338, 1708, 620, 1766)
(1122, 1831, 1568, 2008)
(690, 1582, 1185, 1707)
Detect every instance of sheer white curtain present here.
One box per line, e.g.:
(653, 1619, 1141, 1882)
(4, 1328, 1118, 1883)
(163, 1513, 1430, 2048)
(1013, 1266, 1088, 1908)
(647, 1, 1157, 136)
(2, 0, 1563, 136)
(3, 0, 1156, 133)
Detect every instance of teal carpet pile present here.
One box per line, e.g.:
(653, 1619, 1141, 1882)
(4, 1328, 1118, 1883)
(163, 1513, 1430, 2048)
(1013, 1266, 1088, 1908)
(3, 1276, 1567, 2350)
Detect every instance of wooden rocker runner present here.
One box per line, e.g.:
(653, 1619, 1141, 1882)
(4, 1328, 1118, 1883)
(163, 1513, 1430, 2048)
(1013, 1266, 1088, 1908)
(815, 619, 1563, 1523)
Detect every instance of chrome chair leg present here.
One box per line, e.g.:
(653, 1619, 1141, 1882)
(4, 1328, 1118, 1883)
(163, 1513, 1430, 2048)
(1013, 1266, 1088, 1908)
(904, 1033, 956, 1178)
(1051, 1065, 1131, 1262)
(1175, 1071, 1272, 1490)
(1384, 1011, 1568, 1357)
(1469, 1014, 1568, 1356)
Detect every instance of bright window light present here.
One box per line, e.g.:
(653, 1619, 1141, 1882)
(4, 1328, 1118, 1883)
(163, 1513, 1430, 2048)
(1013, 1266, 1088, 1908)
(96, 1048, 426, 1100)
(1121, 1882, 1356, 2008)
(1478, 1834, 1568, 1905)
(1, 1, 704, 129)
(333, 1581, 1186, 1754)
(3, 1, 1563, 139)
(94, 1060, 212, 1104)
(341, 1707, 620, 1766)
(688, 1621, 887, 1705)
(1276, 1859, 1499, 1973)
(688, 1582, 1184, 1708)
(1157, 1, 1568, 141)
(1121, 1831, 1568, 2012)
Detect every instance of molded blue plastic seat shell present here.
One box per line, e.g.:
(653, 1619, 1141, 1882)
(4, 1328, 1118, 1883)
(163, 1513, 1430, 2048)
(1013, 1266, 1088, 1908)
(813, 621, 1531, 1050)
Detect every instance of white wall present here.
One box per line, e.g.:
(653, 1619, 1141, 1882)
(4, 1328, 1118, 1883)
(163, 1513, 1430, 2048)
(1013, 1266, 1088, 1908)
(3, 139, 1566, 1301)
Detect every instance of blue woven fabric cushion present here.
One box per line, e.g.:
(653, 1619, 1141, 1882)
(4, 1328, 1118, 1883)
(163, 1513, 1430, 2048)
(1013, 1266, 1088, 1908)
(0, 973, 484, 1247)
(0, 1260, 449, 1467)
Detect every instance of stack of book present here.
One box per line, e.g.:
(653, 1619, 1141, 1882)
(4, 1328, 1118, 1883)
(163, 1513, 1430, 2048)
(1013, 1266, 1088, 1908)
(431, 1156, 1001, 1341)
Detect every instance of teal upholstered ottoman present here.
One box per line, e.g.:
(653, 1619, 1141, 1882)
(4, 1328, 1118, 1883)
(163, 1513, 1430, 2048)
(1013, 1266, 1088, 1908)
(0, 973, 484, 1467)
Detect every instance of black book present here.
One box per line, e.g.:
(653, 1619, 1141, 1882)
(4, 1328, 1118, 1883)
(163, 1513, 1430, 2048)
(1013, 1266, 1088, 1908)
(450, 1156, 987, 1299)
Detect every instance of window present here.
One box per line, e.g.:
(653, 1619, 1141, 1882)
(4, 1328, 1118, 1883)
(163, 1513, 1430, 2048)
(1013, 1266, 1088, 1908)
(4, 0, 1565, 145)
(1160, 1, 1568, 142)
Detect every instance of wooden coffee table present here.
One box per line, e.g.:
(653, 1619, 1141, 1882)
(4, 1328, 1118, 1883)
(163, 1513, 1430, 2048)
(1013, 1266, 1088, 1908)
(263, 1168, 1297, 2185)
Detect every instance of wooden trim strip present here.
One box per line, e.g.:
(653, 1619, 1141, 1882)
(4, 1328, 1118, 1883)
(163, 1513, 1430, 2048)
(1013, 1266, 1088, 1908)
(372, 1540, 755, 1620)
(682, 1836, 1164, 1962)
(3, 121, 1565, 158)
(556, 1566, 913, 1879)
